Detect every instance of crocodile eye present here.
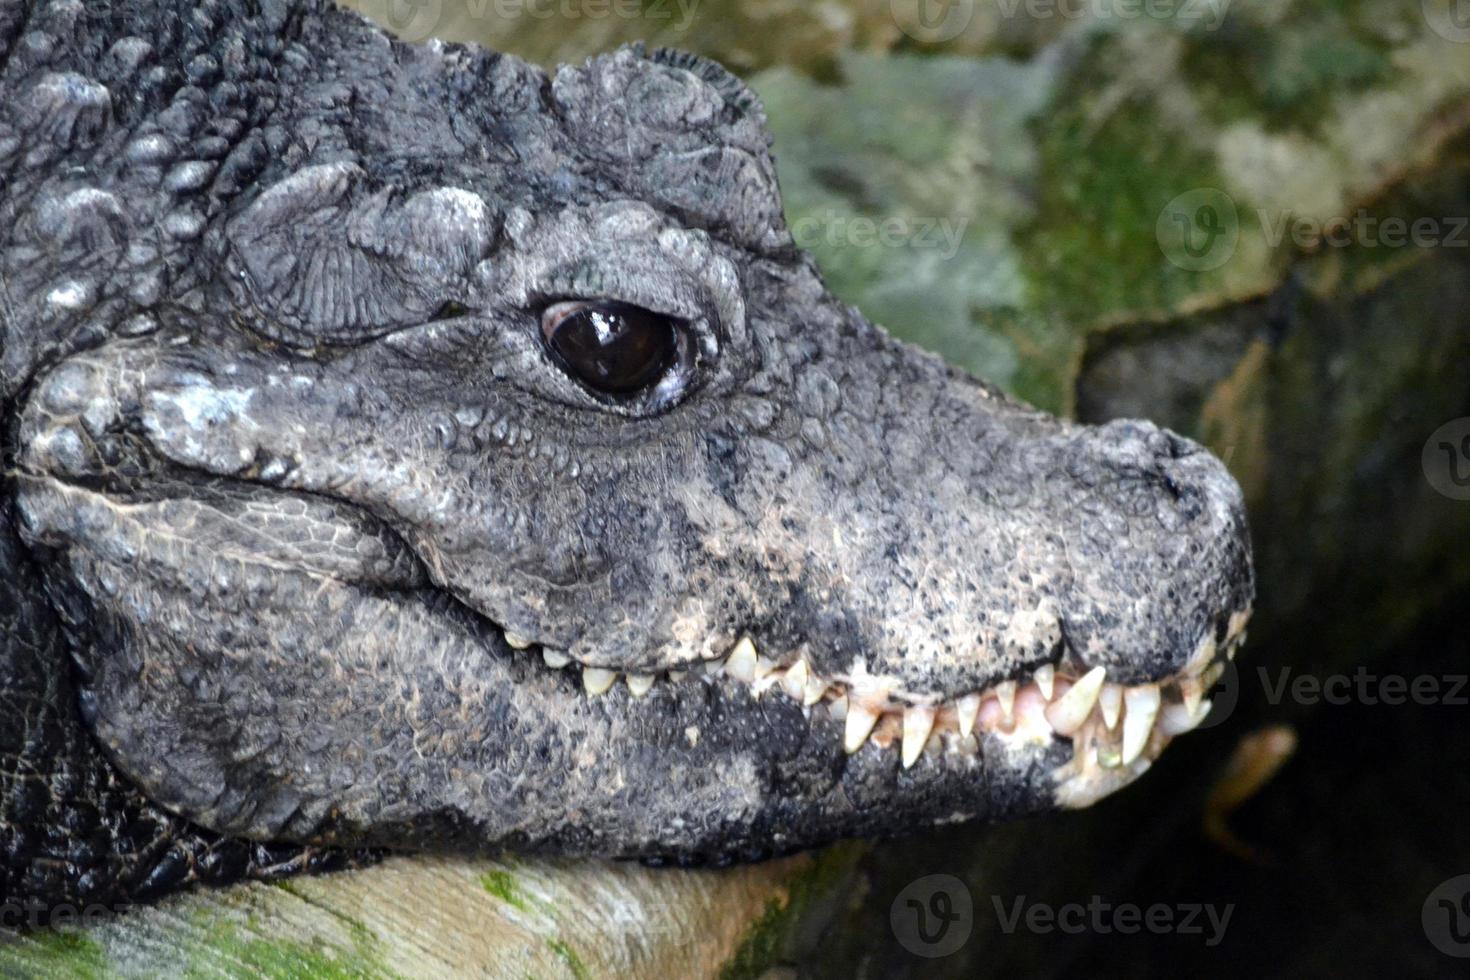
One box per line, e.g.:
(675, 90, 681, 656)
(540, 300, 680, 396)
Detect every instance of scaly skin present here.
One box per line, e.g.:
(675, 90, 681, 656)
(0, 0, 1254, 919)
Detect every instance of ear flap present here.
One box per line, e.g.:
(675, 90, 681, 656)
(224, 163, 496, 344)
(551, 47, 790, 252)
(644, 47, 768, 127)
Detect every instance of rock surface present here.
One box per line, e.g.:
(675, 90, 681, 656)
(7, 0, 1469, 974)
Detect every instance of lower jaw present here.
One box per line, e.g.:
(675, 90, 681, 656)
(526, 608, 1252, 812)
(23, 468, 1250, 838)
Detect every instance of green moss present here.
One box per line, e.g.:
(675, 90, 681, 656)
(545, 938, 589, 980)
(1178, 0, 1399, 133)
(1018, 36, 1248, 325)
(0, 928, 108, 978)
(718, 843, 864, 980)
(479, 870, 528, 911)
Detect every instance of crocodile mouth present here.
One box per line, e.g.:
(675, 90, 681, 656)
(515, 611, 1250, 808)
(22, 454, 1249, 819)
(16, 345, 1255, 842)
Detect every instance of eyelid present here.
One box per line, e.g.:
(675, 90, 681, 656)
(539, 299, 590, 339)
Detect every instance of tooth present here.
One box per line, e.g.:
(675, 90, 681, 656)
(902, 706, 937, 768)
(829, 695, 848, 721)
(1160, 697, 1211, 736)
(1035, 664, 1056, 700)
(1179, 676, 1204, 716)
(703, 657, 725, 676)
(1043, 665, 1106, 736)
(724, 637, 757, 684)
(956, 694, 981, 738)
(504, 631, 533, 650)
(781, 660, 809, 701)
(542, 649, 571, 669)
(626, 673, 654, 697)
(995, 682, 1017, 725)
(754, 655, 779, 681)
(1099, 683, 1123, 730)
(803, 673, 828, 707)
(1121, 685, 1160, 764)
(582, 667, 618, 695)
(1202, 660, 1226, 688)
(844, 700, 880, 753)
(668, 670, 688, 682)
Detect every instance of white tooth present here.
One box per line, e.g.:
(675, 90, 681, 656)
(829, 694, 848, 721)
(755, 655, 779, 681)
(1043, 665, 1107, 736)
(781, 660, 809, 701)
(844, 701, 880, 753)
(803, 673, 828, 707)
(724, 637, 757, 684)
(1179, 676, 1204, 716)
(582, 667, 617, 695)
(668, 670, 688, 682)
(1099, 683, 1123, 730)
(1035, 664, 1056, 700)
(995, 681, 1017, 725)
(956, 694, 981, 738)
(704, 657, 726, 676)
(504, 631, 533, 650)
(626, 673, 654, 697)
(1202, 661, 1226, 688)
(542, 649, 571, 669)
(902, 706, 937, 769)
(1121, 685, 1160, 764)
(1159, 697, 1211, 736)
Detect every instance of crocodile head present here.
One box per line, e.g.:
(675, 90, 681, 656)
(6, 2, 1252, 868)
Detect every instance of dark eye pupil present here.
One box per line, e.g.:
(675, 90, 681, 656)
(545, 302, 676, 395)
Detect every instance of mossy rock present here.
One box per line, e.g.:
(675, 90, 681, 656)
(13, 0, 1470, 974)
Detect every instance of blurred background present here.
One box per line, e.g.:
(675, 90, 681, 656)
(8, 0, 1469, 976)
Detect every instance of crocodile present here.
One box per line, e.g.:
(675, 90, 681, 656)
(0, 0, 1253, 923)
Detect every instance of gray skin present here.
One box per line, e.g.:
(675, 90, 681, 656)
(0, 0, 1253, 917)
